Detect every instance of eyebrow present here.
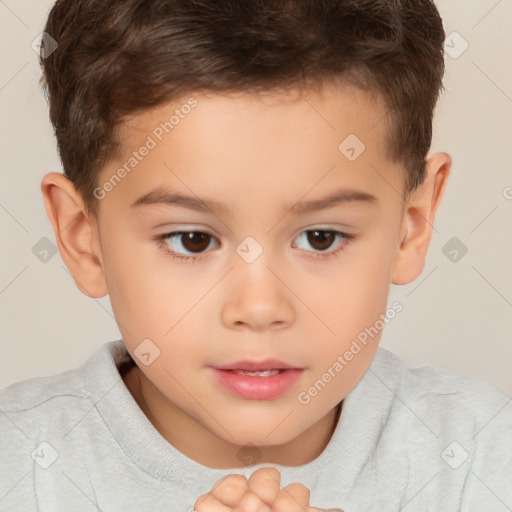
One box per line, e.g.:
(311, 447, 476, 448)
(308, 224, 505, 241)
(131, 186, 378, 216)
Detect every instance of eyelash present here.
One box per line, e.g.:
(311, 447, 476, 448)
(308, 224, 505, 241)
(155, 229, 355, 263)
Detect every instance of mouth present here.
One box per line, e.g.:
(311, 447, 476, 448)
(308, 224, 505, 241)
(210, 363, 304, 400)
(211, 358, 304, 372)
(223, 369, 285, 376)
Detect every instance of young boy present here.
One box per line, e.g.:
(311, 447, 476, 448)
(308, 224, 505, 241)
(1, 0, 511, 510)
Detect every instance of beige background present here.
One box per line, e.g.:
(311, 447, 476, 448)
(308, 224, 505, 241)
(1, 0, 511, 396)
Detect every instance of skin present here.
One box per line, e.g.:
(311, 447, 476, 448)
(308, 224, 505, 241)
(41, 81, 451, 508)
(194, 466, 321, 511)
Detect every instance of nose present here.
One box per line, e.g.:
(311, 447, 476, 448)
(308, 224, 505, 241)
(220, 255, 295, 332)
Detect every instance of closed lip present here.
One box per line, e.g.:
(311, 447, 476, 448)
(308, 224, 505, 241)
(211, 359, 304, 371)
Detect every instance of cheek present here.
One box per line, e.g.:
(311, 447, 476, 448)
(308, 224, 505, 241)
(303, 236, 395, 385)
(310, 242, 395, 336)
(101, 230, 212, 358)
(99, 226, 170, 335)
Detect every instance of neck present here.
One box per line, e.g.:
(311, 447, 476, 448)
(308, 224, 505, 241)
(124, 365, 342, 469)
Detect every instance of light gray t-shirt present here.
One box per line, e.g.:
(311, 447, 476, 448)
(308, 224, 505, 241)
(1, 339, 511, 511)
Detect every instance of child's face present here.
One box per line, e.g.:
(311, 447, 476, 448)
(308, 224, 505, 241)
(80, 82, 435, 464)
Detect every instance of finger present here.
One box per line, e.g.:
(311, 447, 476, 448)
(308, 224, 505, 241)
(272, 483, 310, 511)
(309, 509, 345, 512)
(247, 467, 281, 505)
(210, 474, 249, 506)
(194, 492, 231, 512)
(234, 488, 272, 512)
(307, 508, 345, 512)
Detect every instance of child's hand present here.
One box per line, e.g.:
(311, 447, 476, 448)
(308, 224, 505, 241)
(194, 467, 341, 511)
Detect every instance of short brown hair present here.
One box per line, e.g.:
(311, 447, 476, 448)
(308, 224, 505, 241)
(40, 0, 446, 217)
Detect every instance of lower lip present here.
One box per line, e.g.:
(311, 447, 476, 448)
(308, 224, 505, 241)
(210, 368, 304, 400)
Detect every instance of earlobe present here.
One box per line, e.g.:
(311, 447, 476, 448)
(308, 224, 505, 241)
(41, 172, 108, 298)
(391, 152, 452, 285)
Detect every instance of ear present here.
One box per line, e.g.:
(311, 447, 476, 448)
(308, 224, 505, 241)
(391, 152, 452, 285)
(41, 172, 108, 298)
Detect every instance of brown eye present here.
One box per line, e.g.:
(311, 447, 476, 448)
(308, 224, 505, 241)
(293, 229, 353, 259)
(180, 232, 212, 253)
(160, 231, 218, 257)
(306, 230, 336, 251)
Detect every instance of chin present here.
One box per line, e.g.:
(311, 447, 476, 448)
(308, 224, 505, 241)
(225, 427, 298, 448)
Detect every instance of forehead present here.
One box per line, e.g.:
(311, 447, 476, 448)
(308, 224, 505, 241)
(119, 81, 388, 150)
(99, 82, 401, 213)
